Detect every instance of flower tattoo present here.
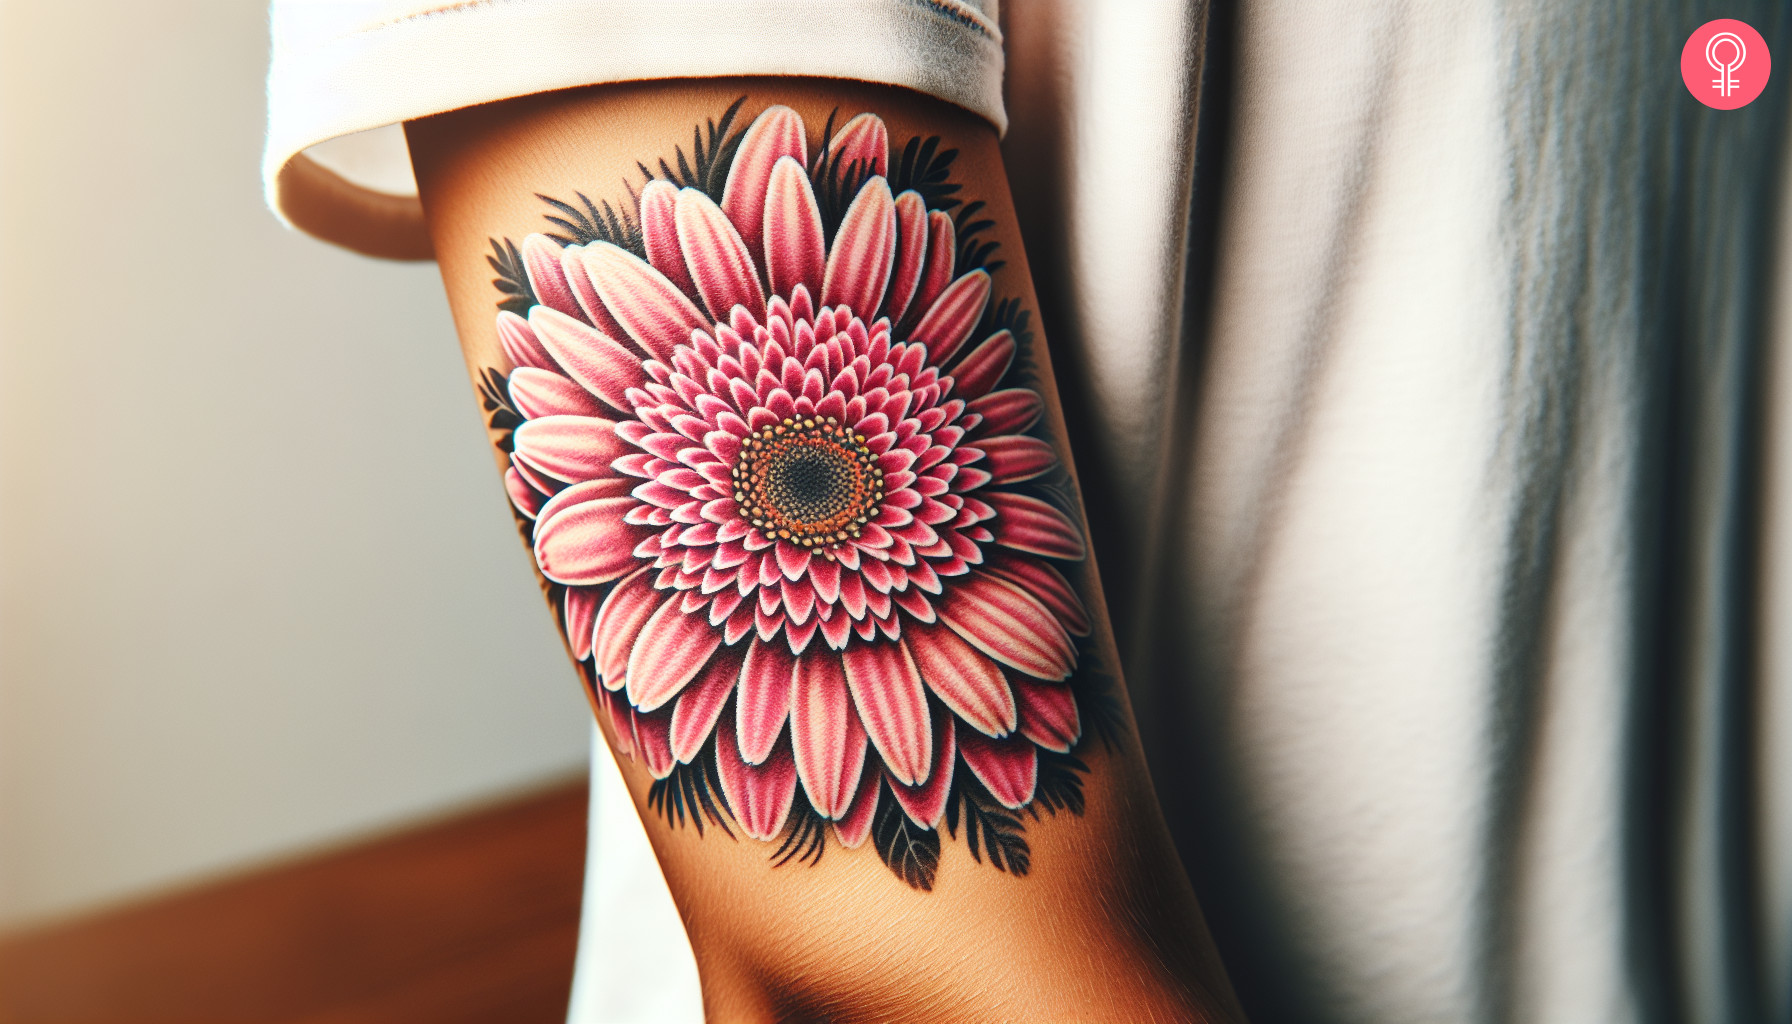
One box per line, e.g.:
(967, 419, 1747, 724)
(480, 100, 1111, 889)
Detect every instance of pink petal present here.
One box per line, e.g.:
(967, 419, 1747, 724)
(826, 113, 889, 179)
(888, 704, 954, 827)
(527, 307, 647, 414)
(513, 446, 569, 496)
(763, 156, 825, 301)
(936, 571, 1074, 681)
(563, 585, 601, 661)
(839, 570, 869, 618)
(639, 180, 696, 296)
(987, 492, 1087, 561)
(593, 568, 658, 688)
(533, 483, 644, 586)
(676, 187, 766, 322)
(840, 641, 932, 786)
(819, 609, 853, 650)
(809, 557, 842, 604)
(496, 310, 558, 371)
(968, 388, 1044, 436)
(715, 715, 797, 842)
(910, 270, 990, 365)
(948, 329, 1014, 400)
(790, 653, 868, 819)
(786, 616, 820, 655)
(505, 467, 546, 519)
(904, 619, 1016, 737)
(522, 234, 584, 320)
(1014, 678, 1081, 753)
(900, 211, 955, 333)
(724, 601, 756, 644)
(891, 586, 935, 622)
(633, 705, 677, 779)
(509, 367, 607, 419)
(736, 638, 796, 765)
(821, 178, 896, 319)
(782, 578, 817, 625)
(597, 689, 636, 758)
(513, 415, 628, 484)
(670, 647, 742, 762)
(958, 728, 1037, 809)
(561, 245, 629, 341)
(577, 243, 708, 363)
(979, 436, 1057, 484)
(625, 596, 724, 711)
(985, 553, 1090, 637)
(721, 104, 807, 267)
(775, 541, 811, 581)
(833, 763, 881, 847)
(882, 190, 927, 324)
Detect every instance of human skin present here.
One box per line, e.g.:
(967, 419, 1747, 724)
(407, 77, 1243, 1024)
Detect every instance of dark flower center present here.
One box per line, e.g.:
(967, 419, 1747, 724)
(732, 416, 883, 556)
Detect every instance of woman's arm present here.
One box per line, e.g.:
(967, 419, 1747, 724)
(406, 77, 1242, 1024)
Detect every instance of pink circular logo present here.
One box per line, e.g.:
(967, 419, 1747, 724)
(1683, 20, 1770, 109)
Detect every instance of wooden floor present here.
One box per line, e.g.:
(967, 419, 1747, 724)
(0, 779, 588, 1023)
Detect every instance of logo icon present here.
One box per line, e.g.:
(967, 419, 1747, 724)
(1708, 31, 1746, 97)
(1683, 20, 1770, 109)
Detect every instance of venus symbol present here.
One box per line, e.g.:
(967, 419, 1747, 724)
(1708, 31, 1746, 98)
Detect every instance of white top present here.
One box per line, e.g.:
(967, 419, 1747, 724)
(264, 0, 1004, 255)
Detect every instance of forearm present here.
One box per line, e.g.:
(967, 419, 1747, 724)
(407, 77, 1241, 1023)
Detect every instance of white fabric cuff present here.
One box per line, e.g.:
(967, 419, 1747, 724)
(264, 0, 1005, 259)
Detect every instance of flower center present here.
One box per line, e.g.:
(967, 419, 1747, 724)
(732, 416, 883, 555)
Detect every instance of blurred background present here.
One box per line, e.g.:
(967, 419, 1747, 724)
(0, 0, 590, 954)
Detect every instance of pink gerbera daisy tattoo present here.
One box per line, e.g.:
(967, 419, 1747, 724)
(478, 100, 1111, 889)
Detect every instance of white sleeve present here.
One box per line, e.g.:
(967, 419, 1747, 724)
(263, 0, 1005, 258)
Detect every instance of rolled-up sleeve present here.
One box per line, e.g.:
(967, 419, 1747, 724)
(264, 0, 1005, 258)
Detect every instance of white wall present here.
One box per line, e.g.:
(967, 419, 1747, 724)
(0, 0, 591, 928)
